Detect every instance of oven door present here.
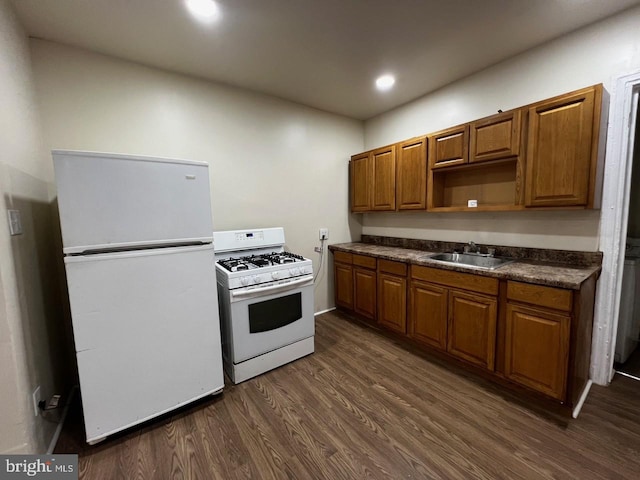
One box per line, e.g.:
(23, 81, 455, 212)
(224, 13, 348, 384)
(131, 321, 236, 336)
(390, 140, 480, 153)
(227, 275, 314, 363)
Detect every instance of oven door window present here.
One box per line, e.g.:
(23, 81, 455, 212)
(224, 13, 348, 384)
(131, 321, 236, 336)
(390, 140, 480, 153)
(248, 292, 303, 333)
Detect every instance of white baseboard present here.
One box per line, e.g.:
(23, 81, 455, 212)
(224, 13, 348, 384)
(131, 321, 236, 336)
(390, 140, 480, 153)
(615, 370, 640, 382)
(314, 307, 336, 316)
(47, 385, 77, 454)
(572, 379, 593, 419)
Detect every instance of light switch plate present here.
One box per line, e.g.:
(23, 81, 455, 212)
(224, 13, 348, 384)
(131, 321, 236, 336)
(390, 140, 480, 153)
(467, 200, 478, 208)
(8, 209, 23, 235)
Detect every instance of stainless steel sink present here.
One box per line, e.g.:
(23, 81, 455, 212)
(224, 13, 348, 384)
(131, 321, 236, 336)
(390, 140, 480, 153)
(428, 252, 513, 270)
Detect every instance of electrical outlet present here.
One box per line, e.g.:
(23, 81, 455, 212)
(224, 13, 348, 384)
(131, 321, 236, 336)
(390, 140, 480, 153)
(32, 386, 41, 417)
(319, 228, 329, 240)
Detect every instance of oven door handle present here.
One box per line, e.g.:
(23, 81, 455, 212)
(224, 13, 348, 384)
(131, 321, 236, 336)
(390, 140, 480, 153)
(230, 275, 314, 300)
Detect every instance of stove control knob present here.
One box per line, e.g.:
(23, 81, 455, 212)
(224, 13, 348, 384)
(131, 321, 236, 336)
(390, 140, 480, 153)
(289, 268, 300, 276)
(272, 271, 280, 280)
(240, 276, 250, 286)
(252, 275, 260, 284)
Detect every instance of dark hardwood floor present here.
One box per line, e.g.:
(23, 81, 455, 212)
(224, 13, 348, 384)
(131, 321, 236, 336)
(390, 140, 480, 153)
(55, 311, 640, 479)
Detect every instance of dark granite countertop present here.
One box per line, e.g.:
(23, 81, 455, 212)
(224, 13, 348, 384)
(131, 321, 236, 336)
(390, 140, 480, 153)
(329, 242, 601, 290)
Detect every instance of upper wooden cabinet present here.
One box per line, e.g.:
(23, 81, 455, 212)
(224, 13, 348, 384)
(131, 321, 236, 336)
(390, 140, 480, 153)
(525, 85, 602, 208)
(350, 153, 371, 212)
(429, 125, 469, 170)
(470, 110, 522, 164)
(371, 145, 396, 211)
(397, 137, 428, 210)
(350, 145, 396, 212)
(349, 84, 605, 213)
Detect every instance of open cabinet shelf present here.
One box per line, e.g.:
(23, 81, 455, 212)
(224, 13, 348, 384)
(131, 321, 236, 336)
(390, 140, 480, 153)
(428, 158, 522, 211)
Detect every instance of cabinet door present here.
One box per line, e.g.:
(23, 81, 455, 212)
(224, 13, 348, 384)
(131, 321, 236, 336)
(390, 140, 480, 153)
(429, 125, 469, 170)
(525, 88, 596, 207)
(378, 273, 407, 333)
(372, 146, 396, 211)
(505, 303, 570, 400)
(409, 281, 448, 350)
(470, 110, 521, 163)
(354, 267, 376, 320)
(447, 290, 497, 369)
(334, 262, 353, 310)
(397, 137, 427, 210)
(350, 153, 371, 212)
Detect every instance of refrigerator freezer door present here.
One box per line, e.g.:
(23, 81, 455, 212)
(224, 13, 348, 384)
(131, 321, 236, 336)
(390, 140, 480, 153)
(53, 150, 214, 254)
(64, 244, 223, 442)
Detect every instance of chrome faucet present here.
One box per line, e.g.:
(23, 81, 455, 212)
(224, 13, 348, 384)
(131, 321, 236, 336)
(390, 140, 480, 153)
(463, 241, 496, 257)
(465, 241, 479, 254)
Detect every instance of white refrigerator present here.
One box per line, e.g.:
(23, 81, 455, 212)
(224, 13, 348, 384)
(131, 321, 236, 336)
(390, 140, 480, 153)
(53, 150, 224, 444)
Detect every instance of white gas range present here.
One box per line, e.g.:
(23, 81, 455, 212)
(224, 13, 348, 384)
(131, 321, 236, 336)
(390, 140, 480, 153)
(214, 227, 315, 384)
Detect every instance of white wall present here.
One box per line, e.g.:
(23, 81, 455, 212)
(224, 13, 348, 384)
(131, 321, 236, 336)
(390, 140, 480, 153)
(29, 39, 364, 314)
(362, 5, 640, 251)
(0, 0, 71, 454)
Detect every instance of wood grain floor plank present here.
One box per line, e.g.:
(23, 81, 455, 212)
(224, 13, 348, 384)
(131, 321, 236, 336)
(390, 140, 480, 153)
(55, 311, 640, 479)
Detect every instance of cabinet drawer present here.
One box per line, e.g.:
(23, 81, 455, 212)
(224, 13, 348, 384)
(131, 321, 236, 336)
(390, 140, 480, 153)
(333, 251, 353, 264)
(353, 254, 377, 269)
(378, 259, 407, 276)
(507, 281, 573, 313)
(411, 265, 498, 295)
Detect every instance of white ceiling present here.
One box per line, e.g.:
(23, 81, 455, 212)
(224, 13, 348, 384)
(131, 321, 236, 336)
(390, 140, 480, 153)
(12, 0, 640, 120)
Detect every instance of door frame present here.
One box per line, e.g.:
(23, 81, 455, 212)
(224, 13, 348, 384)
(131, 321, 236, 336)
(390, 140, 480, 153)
(592, 70, 640, 385)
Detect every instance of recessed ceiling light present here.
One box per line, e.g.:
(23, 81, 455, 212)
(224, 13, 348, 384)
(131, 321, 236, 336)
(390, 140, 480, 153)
(185, 0, 221, 22)
(375, 74, 395, 91)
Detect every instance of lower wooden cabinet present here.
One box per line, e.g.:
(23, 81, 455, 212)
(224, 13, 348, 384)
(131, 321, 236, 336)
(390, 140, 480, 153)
(409, 281, 448, 349)
(447, 290, 497, 370)
(334, 262, 354, 310)
(377, 260, 408, 333)
(354, 267, 376, 320)
(378, 272, 407, 333)
(332, 249, 596, 409)
(409, 266, 498, 371)
(333, 252, 377, 322)
(504, 303, 570, 400)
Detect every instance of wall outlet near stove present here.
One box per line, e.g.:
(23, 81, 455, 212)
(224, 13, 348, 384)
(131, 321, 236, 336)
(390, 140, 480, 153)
(319, 228, 329, 241)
